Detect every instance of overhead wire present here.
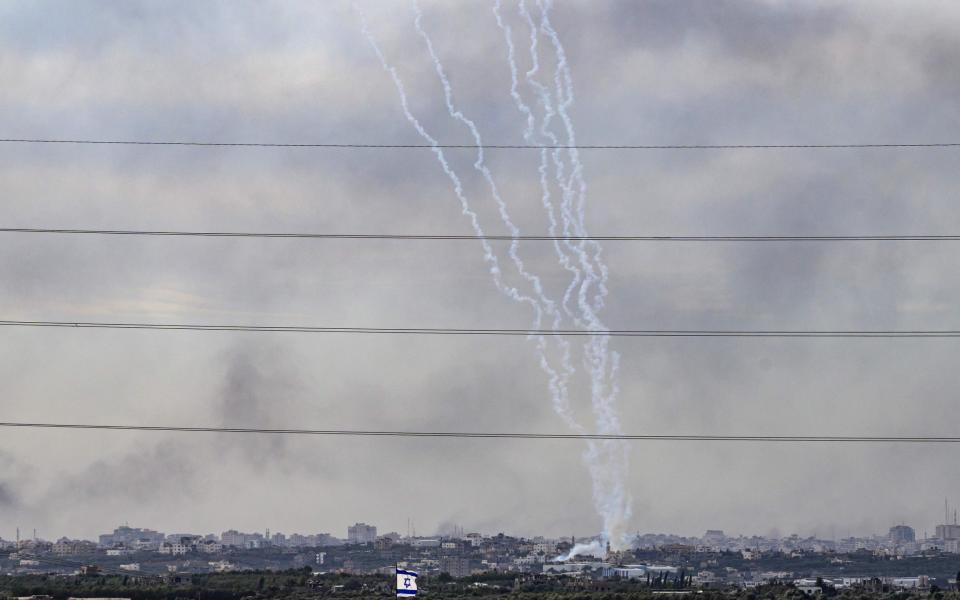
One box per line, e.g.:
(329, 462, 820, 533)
(2, 138, 960, 149)
(0, 422, 956, 443)
(2, 320, 960, 337)
(3, 227, 960, 242)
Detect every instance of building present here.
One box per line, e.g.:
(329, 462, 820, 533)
(52, 538, 96, 556)
(221, 530, 264, 548)
(703, 530, 725, 544)
(532, 541, 555, 555)
(315, 533, 341, 547)
(892, 576, 931, 590)
(374, 536, 394, 551)
(220, 530, 245, 547)
(889, 525, 916, 544)
(936, 524, 960, 541)
(613, 567, 648, 580)
(131, 539, 159, 551)
(164, 534, 201, 552)
(347, 523, 377, 545)
(694, 571, 721, 587)
(98, 526, 164, 548)
(542, 562, 607, 574)
(439, 556, 476, 578)
(197, 540, 223, 554)
(209, 560, 236, 572)
(158, 542, 190, 556)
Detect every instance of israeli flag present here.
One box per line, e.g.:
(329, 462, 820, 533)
(396, 568, 418, 596)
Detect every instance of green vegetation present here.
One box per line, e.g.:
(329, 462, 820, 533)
(1, 570, 959, 600)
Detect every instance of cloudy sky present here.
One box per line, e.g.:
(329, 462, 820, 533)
(2, 0, 960, 543)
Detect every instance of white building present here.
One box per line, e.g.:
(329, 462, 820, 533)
(542, 561, 608, 574)
(221, 530, 263, 548)
(209, 560, 236, 572)
(613, 567, 648, 580)
(891, 576, 930, 590)
(198, 540, 223, 554)
(158, 542, 190, 556)
(695, 571, 719, 584)
(533, 541, 556, 555)
(347, 523, 377, 545)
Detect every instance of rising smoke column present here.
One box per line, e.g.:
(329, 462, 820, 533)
(356, 1, 630, 553)
(530, 0, 631, 553)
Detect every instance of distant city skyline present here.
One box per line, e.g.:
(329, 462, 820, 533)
(4, 496, 960, 547)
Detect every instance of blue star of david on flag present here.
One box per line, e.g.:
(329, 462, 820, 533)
(396, 568, 418, 596)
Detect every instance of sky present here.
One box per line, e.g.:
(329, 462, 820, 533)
(1, 0, 960, 543)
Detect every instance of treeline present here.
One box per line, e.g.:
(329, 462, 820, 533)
(0, 568, 377, 600)
(2, 571, 960, 600)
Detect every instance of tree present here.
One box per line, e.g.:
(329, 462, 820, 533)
(342, 578, 362, 591)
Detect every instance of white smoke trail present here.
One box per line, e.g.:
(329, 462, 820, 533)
(515, 0, 631, 549)
(496, 0, 630, 550)
(411, 0, 590, 433)
(354, 4, 581, 431)
(493, 0, 584, 328)
(517, 1, 587, 329)
(355, 1, 631, 551)
(537, 0, 610, 315)
(491, 0, 586, 438)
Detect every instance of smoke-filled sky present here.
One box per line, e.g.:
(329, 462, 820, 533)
(2, 0, 960, 542)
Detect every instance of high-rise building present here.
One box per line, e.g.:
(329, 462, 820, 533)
(889, 525, 915, 544)
(347, 523, 377, 545)
(935, 524, 960, 541)
(937, 500, 960, 541)
(221, 530, 263, 548)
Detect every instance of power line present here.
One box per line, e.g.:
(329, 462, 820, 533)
(0, 421, 956, 443)
(4, 227, 960, 242)
(2, 138, 960, 150)
(4, 320, 960, 337)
